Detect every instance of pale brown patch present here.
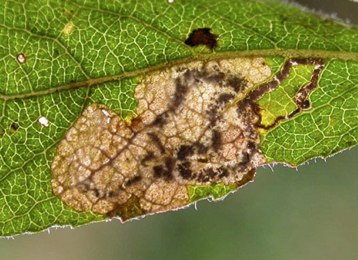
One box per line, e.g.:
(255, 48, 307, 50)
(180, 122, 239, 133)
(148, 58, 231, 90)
(62, 22, 74, 35)
(51, 57, 270, 220)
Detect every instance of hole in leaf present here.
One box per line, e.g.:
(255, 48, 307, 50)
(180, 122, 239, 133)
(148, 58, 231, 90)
(10, 121, 19, 133)
(184, 28, 218, 50)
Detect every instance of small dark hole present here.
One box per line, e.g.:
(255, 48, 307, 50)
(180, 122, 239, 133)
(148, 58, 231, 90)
(10, 122, 19, 133)
(184, 28, 218, 50)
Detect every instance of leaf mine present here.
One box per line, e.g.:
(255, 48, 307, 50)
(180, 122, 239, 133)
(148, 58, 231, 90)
(51, 57, 271, 221)
(255, 58, 325, 130)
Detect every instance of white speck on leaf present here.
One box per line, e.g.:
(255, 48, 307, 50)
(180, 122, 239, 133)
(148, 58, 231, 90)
(16, 53, 26, 64)
(38, 116, 49, 127)
(102, 109, 109, 116)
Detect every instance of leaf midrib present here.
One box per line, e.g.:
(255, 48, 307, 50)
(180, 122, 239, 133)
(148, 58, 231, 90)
(1, 49, 358, 101)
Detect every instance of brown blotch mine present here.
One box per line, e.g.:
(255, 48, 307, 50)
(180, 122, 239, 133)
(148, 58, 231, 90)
(51, 57, 271, 221)
(185, 28, 218, 50)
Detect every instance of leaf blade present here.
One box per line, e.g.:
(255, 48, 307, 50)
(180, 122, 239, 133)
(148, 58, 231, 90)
(0, 0, 358, 237)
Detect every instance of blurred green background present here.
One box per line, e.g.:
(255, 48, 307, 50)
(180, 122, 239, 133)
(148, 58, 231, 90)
(1, 1, 358, 260)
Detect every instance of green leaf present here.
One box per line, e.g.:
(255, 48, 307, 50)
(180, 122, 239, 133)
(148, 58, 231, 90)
(0, 0, 357, 237)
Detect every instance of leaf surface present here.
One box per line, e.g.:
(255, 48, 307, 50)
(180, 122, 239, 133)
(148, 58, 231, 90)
(0, 0, 358, 236)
